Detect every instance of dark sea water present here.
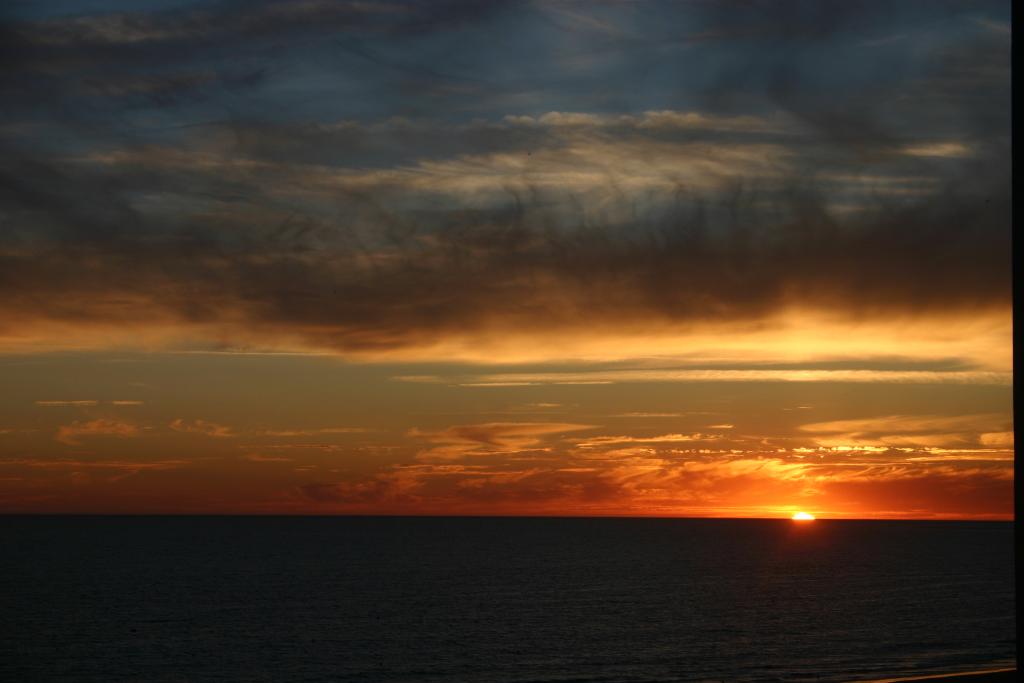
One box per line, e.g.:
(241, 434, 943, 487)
(0, 517, 1015, 682)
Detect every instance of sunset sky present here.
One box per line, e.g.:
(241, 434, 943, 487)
(0, 0, 1012, 518)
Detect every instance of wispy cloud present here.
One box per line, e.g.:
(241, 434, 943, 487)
(900, 141, 972, 158)
(243, 454, 293, 463)
(36, 400, 143, 407)
(612, 412, 689, 418)
(169, 418, 234, 438)
(56, 418, 140, 445)
(2, 458, 185, 471)
(261, 427, 367, 437)
(575, 433, 724, 448)
(401, 367, 1011, 386)
(410, 422, 597, 461)
(799, 414, 1013, 449)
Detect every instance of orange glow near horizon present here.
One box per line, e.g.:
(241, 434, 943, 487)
(792, 512, 816, 521)
(0, 349, 1013, 519)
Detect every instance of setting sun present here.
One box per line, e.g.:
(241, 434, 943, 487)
(792, 512, 816, 521)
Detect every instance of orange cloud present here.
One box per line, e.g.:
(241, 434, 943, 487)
(169, 418, 234, 437)
(575, 433, 724, 448)
(260, 427, 366, 437)
(4, 459, 185, 471)
(243, 454, 293, 462)
(410, 422, 597, 461)
(979, 431, 1014, 447)
(288, 432, 1013, 519)
(37, 400, 143, 407)
(56, 418, 139, 445)
(799, 413, 1013, 449)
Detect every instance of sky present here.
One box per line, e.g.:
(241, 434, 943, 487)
(0, 0, 1012, 518)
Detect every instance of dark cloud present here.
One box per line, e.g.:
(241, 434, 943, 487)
(0, 148, 1009, 352)
(0, 0, 1010, 355)
(0, 0, 503, 129)
(4, 1, 497, 49)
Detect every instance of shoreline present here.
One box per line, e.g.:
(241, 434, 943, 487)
(856, 668, 1017, 682)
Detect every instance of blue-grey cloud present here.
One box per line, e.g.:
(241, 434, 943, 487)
(0, 1, 1010, 355)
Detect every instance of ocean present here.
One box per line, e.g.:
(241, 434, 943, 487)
(1, 517, 1015, 682)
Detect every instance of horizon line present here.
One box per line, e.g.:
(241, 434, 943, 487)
(0, 512, 1013, 522)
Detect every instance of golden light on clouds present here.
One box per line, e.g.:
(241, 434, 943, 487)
(0, 0, 1011, 520)
(1, 303, 1011, 369)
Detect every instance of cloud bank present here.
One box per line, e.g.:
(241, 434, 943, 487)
(0, 0, 1010, 371)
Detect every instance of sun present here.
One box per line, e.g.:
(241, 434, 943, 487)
(791, 511, 816, 521)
